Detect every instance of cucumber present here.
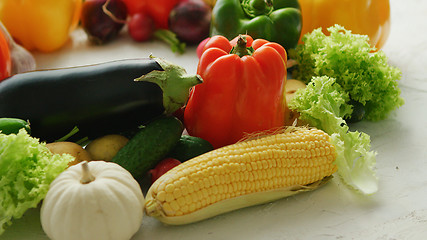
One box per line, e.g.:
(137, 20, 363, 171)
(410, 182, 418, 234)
(0, 118, 30, 135)
(112, 116, 184, 179)
(167, 135, 214, 162)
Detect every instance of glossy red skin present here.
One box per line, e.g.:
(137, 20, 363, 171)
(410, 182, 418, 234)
(184, 35, 287, 149)
(128, 12, 155, 42)
(122, 0, 179, 29)
(196, 37, 210, 58)
(149, 158, 181, 184)
(0, 29, 11, 82)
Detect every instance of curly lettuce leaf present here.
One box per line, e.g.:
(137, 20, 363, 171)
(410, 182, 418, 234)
(0, 129, 72, 235)
(289, 76, 378, 194)
(289, 76, 353, 131)
(289, 24, 404, 121)
(331, 129, 378, 195)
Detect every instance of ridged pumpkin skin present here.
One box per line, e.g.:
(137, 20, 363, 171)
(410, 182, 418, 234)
(40, 161, 144, 240)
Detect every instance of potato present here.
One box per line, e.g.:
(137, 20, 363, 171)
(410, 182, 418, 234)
(285, 79, 306, 104)
(284, 79, 307, 126)
(46, 141, 92, 167)
(85, 134, 129, 161)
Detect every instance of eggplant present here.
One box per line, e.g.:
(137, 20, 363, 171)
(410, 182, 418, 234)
(0, 57, 202, 142)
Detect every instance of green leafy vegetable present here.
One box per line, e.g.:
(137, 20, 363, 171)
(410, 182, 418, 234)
(289, 76, 378, 194)
(289, 24, 404, 121)
(0, 129, 72, 235)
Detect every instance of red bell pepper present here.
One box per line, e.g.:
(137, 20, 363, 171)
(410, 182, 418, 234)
(121, 0, 179, 29)
(0, 25, 11, 82)
(184, 35, 287, 149)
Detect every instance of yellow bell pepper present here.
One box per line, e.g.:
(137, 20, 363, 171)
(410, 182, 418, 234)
(0, 0, 82, 52)
(298, 0, 390, 50)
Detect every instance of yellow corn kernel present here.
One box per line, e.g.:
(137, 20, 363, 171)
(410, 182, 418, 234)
(145, 127, 337, 225)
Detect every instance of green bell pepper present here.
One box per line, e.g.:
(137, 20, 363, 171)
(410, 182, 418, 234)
(210, 0, 302, 51)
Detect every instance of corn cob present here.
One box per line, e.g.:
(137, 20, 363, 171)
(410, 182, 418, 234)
(144, 127, 337, 225)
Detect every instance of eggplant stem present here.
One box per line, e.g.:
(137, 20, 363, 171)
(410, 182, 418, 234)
(135, 56, 202, 114)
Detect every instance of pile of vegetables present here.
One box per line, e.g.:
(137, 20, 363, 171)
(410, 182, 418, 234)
(0, 0, 212, 54)
(79, 0, 212, 54)
(0, 0, 405, 238)
(285, 25, 402, 194)
(289, 25, 403, 122)
(0, 56, 207, 235)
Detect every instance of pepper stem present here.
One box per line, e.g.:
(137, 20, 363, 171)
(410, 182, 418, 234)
(265, 0, 273, 7)
(230, 35, 254, 57)
(80, 161, 95, 184)
(241, 0, 274, 18)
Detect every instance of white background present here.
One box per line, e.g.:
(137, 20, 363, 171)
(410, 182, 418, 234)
(1, 0, 427, 239)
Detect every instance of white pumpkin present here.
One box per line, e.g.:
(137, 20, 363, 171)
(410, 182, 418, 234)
(40, 161, 144, 240)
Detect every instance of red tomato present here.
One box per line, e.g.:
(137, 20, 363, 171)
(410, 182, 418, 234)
(121, 0, 145, 15)
(122, 0, 179, 29)
(0, 28, 11, 81)
(149, 158, 181, 184)
(127, 12, 155, 42)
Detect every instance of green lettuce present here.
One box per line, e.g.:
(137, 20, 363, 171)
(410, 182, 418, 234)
(289, 24, 404, 121)
(0, 129, 72, 235)
(289, 76, 378, 194)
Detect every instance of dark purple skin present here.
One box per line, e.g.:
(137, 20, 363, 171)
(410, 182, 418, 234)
(169, 0, 212, 45)
(81, 0, 128, 44)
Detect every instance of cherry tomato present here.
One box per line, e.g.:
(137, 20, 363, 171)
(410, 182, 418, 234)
(121, 0, 179, 29)
(128, 12, 155, 42)
(149, 158, 181, 184)
(120, 0, 145, 15)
